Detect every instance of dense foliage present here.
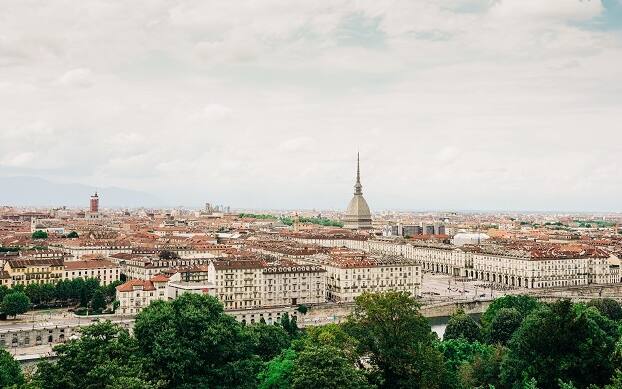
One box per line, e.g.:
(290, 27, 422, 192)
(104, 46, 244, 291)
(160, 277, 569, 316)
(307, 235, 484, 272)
(0, 278, 121, 318)
(238, 213, 344, 228)
(31, 230, 48, 240)
(3, 292, 621, 388)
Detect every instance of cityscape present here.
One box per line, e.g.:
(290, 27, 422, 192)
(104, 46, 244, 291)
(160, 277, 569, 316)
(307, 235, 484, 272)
(1, 1, 622, 389)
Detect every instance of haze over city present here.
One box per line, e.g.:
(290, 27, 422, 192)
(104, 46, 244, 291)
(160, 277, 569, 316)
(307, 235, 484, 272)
(1, 0, 622, 211)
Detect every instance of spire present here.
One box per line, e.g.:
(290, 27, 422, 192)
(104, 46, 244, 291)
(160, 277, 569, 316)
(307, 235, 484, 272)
(354, 152, 363, 195)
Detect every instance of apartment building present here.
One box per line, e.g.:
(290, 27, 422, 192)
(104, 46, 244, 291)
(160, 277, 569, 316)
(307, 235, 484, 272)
(64, 259, 121, 286)
(262, 263, 326, 307)
(115, 275, 169, 315)
(3, 257, 64, 286)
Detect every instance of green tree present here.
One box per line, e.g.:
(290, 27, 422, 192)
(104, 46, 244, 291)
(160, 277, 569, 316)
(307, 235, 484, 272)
(66, 231, 79, 238)
(437, 338, 494, 389)
(40, 282, 56, 303)
(32, 230, 48, 239)
(2, 291, 30, 318)
(347, 291, 444, 388)
(279, 312, 300, 337)
(501, 300, 618, 388)
(133, 293, 262, 388)
(0, 348, 24, 387)
(296, 304, 308, 314)
(304, 323, 360, 361)
(158, 250, 179, 260)
(444, 310, 481, 342)
(32, 321, 154, 389)
(291, 345, 372, 389)
(25, 283, 42, 305)
(90, 289, 106, 312)
(106, 280, 124, 300)
(459, 344, 505, 389)
(488, 307, 522, 345)
(246, 323, 291, 361)
(587, 298, 622, 321)
(481, 295, 541, 328)
(258, 348, 297, 389)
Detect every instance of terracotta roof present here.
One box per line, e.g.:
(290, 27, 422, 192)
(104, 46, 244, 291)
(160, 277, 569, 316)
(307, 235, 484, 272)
(116, 279, 155, 292)
(64, 259, 118, 270)
(7, 257, 64, 268)
(151, 274, 170, 282)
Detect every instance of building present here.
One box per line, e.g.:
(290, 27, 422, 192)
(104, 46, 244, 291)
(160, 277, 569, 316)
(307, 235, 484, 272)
(3, 257, 64, 286)
(262, 263, 326, 307)
(208, 260, 265, 310)
(343, 153, 372, 230)
(90, 192, 99, 213)
(115, 275, 169, 315)
(64, 259, 120, 286)
(86, 192, 101, 221)
(110, 253, 214, 280)
(298, 252, 421, 302)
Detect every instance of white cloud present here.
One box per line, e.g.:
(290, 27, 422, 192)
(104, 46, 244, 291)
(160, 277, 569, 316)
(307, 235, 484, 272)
(56, 68, 93, 88)
(202, 104, 233, 120)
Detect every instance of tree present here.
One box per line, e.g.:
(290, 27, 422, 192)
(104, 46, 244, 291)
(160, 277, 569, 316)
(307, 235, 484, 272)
(258, 348, 297, 389)
(133, 293, 262, 388)
(106, 280, 124, 300)
(304, 323, 360, 362)
(2, 292, 30, 318)
(587, 298, 622, 321)
(347, 291, 444, 388)
(437, 338, 494, 389)
(279, 312, 300, 337)
(290, 345, 372, 389)
(501, 299, 619, 388)
(481, 295, 540, 328)
(0, 348, 24, 387)
(246, 323, 291, 361)
(32, 321, 153, 389)
(32, 230, 48, 239)
(90, 289, 106, 312)
(444, 310, 481, 342)
(66, 231, 79, 238)
(25, 283, 42, 305)
(158, 250, 179, 260)
(296, 304, 308, 315)
(488, 307, 522, 345)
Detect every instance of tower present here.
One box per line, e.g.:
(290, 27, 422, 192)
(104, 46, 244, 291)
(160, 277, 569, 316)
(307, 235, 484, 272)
(343, 153, 372, 230)
(90, 192, 99, 213)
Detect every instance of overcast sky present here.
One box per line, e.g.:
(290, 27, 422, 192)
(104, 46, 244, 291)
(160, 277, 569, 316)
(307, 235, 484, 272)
(1, 0, 621, 211)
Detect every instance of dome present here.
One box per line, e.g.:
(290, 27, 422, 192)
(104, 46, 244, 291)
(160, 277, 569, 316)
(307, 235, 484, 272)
(344, 194, 372, 230)
(346, 195, 371, 219)
(343, 153, 372, 230)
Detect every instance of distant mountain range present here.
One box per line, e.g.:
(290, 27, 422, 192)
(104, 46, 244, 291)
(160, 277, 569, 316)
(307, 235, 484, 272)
(0, 176, 163, 208)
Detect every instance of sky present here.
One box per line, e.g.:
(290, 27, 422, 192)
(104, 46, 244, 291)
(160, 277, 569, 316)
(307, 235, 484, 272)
(1, 0, 621, 211)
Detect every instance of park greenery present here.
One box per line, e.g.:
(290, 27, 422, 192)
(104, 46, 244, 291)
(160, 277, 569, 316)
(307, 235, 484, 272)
(31, 230, 48, 240)
(239, 213, 344, 228)
(0, 278, 122, 318)
(2, 292, 622, 388)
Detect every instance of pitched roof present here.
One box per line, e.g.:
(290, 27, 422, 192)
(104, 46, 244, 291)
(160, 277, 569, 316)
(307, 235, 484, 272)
(116, 279, 155, 292)
(64, 259, 118, 270)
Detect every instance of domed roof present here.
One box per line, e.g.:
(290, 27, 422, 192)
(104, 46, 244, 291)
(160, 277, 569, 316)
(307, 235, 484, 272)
(346, 195, 371, 219)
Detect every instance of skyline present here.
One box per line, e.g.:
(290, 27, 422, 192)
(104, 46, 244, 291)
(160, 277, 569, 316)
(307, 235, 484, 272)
(1, 1, 622, 211)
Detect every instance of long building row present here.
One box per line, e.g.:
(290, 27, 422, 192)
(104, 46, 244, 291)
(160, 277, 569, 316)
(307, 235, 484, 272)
(288, 234, 620, 289)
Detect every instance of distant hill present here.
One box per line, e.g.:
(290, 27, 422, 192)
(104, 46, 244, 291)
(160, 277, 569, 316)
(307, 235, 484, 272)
(0, 176, 163, 208)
